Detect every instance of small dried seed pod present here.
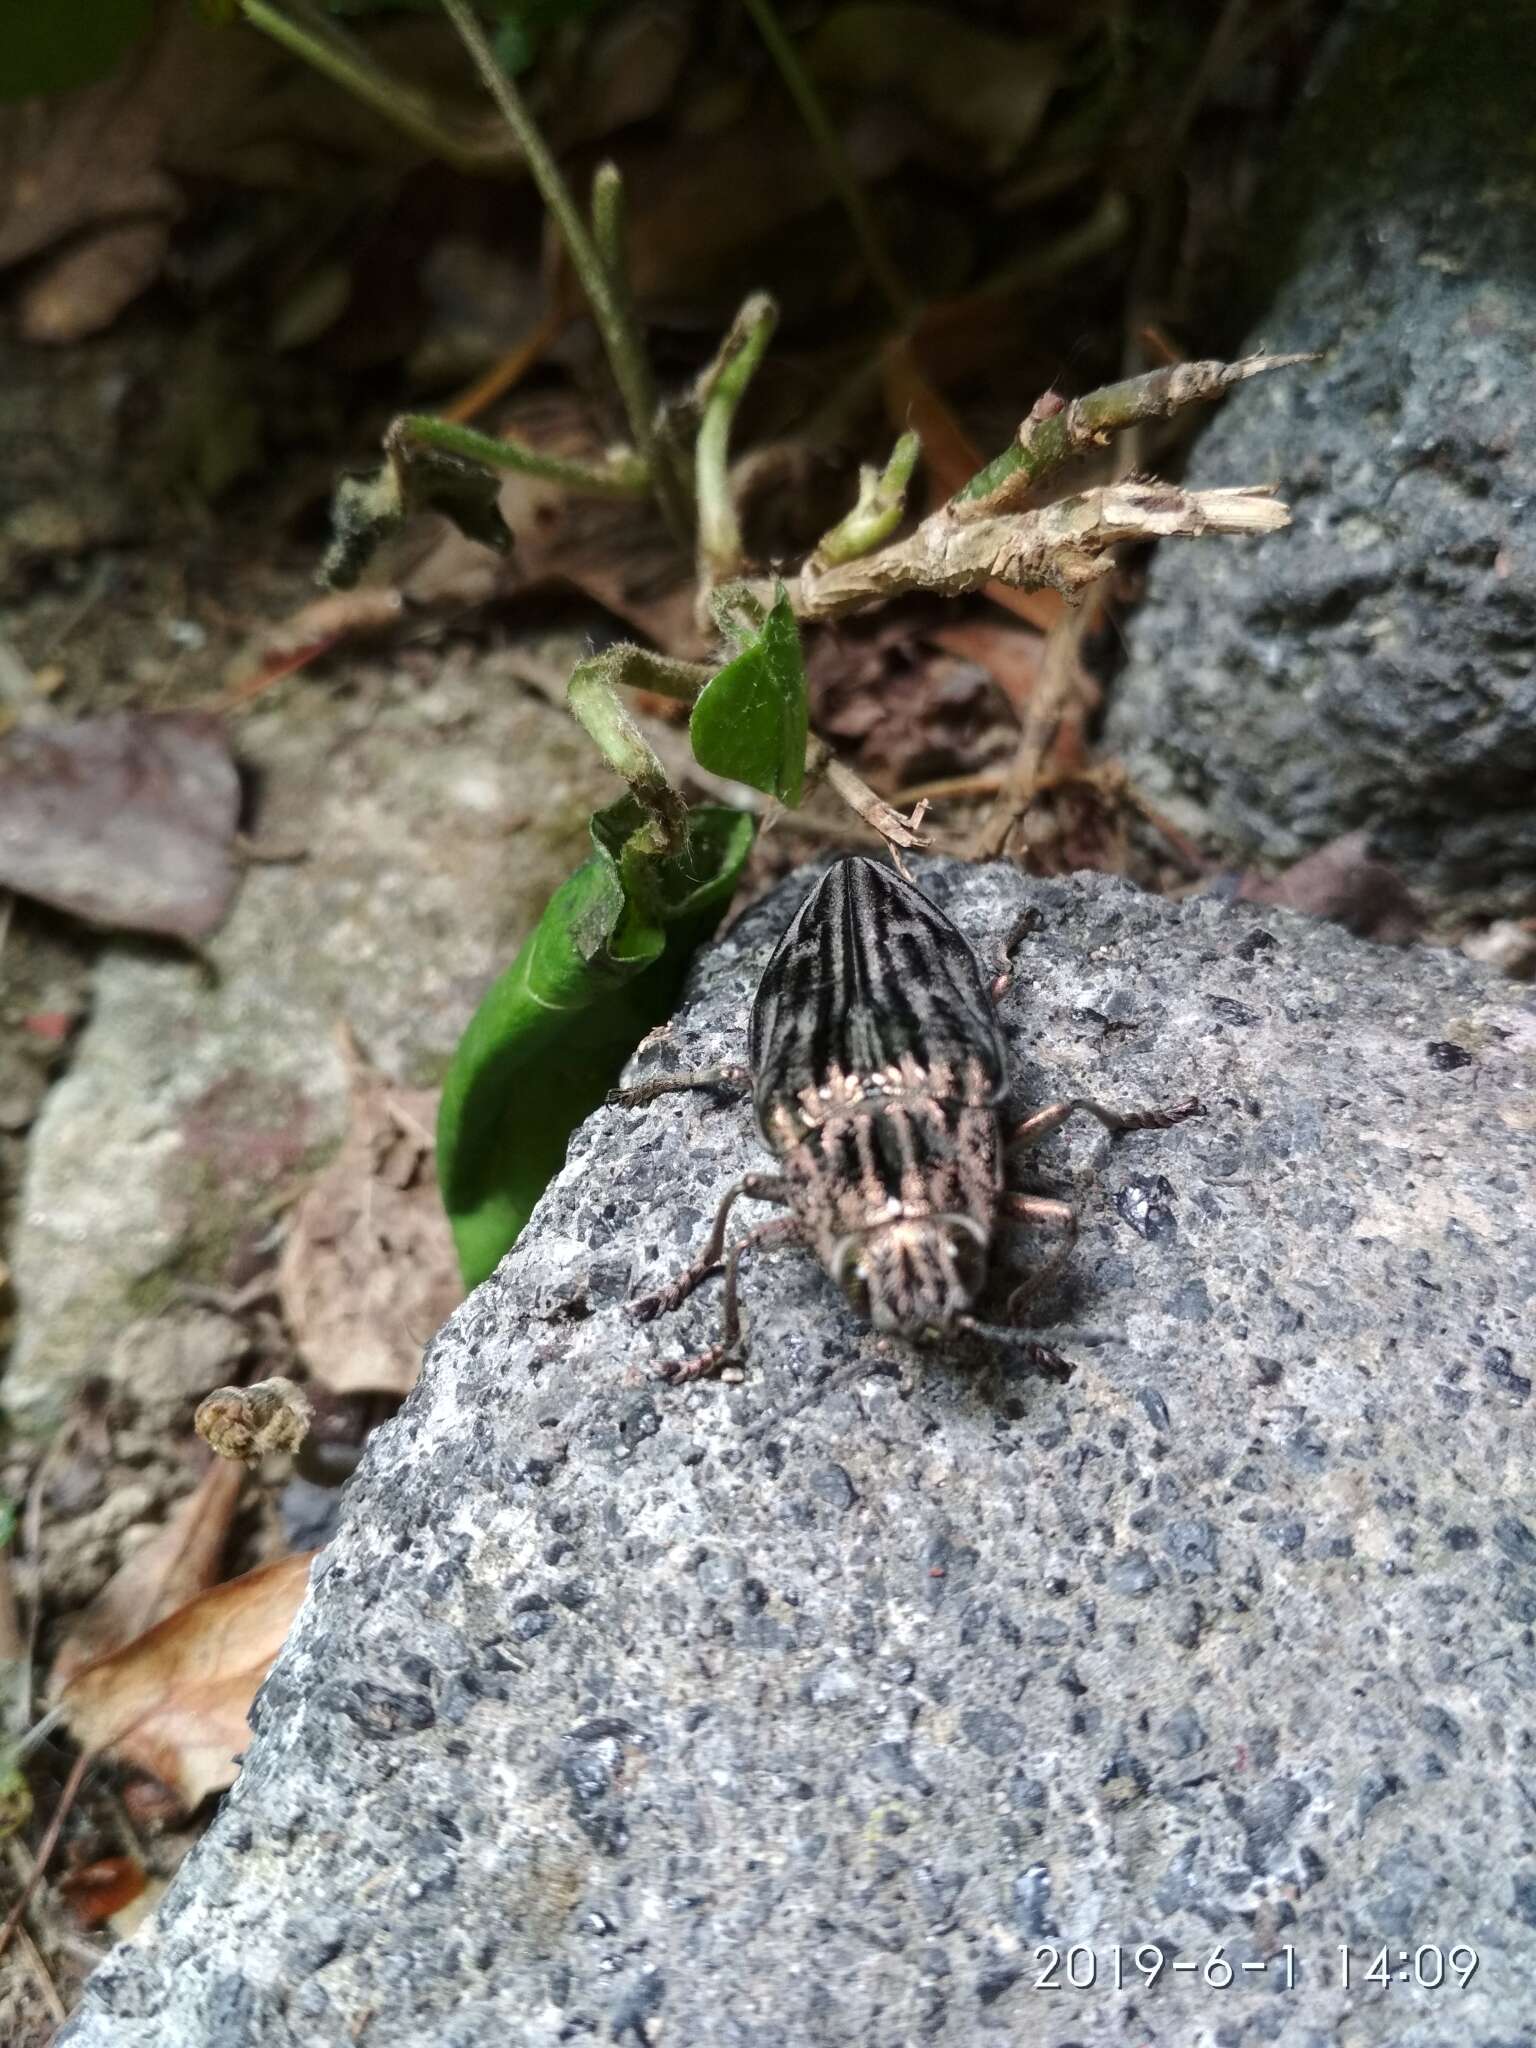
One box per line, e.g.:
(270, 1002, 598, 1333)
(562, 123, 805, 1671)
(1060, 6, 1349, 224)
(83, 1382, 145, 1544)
(196, 1377, 313, 1464)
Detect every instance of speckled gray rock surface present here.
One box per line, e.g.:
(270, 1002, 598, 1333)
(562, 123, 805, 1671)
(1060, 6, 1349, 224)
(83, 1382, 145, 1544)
(1107, 0, 1536, 914)
(60, 861, 1536, 2047)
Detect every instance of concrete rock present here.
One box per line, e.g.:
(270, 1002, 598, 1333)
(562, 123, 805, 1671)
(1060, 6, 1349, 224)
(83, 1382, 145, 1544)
(60, 861, 1536, 2047)
(1107, 0, 1536, 914)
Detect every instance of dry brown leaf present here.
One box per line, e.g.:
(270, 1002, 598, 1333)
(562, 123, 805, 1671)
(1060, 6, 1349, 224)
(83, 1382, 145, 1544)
(0, 10, 507, 337)
(49, 1459, 245, 1696)
(215, 588, 408, 710)
(109, 1872, 167, 1940)
(926, 619, 1047, 722)
(58, 1855, 148, 1931)
(808, 614, 1016, 792)
(18, 218, 172, 346)
(1236, 831, 1424, 943)
(53, 1551, 313, 1812)
(276, 1032, 460, 1398)
(1461, 919, 1536, 980)
(617, 106, 855, 316)
(808, 7, 1064, 176)
(0, 710, 241, 939)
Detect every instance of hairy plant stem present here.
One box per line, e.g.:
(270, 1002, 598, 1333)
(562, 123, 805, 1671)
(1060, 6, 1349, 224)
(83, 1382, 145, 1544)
(567, 649, 713, 859)
(395, 414, 648, 496)
(812, 430, 921, 566)
(590, 162, 637, 344)
(695, 296, 779, 586)
(240, 0, 512, 172)
(740, 0, 914, 323)
(956, 353, 1313, 510)
(438, 0, 692, 543)
(567, 642, 929, 861)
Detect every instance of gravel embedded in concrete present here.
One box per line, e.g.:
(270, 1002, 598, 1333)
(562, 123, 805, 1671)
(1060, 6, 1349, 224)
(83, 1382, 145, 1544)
(60, 860, 1536, 2048)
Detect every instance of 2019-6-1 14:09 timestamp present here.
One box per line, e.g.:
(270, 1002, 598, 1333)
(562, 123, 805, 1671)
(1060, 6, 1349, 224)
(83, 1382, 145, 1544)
(1028, 1944, 1481, 1992)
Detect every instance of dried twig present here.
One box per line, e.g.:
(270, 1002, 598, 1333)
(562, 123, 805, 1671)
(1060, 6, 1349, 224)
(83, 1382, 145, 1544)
(10, 1901, 66, 2024)
(971, 603, 1095, 859)
(16, 1433, 73, 1733)
(891, 770, 1008, 805)
(785, 480, 1289, 619)
(0, 1748, 89, 1971)
(806, 738, 931, 857)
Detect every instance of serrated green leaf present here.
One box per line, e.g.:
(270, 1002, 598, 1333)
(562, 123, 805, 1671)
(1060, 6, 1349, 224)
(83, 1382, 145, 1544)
(437, 799, 754, 1289)
(688, 587, 807, 805)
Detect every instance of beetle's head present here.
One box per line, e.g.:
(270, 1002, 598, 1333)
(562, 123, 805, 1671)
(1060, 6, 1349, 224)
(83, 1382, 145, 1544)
(832, 1213, 989, 1339)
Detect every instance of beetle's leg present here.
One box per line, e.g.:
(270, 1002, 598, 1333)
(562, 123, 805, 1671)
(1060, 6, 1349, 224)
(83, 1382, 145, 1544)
(1004, 1192, 1077, 1236)
(608, 1064, 750, 1109)
(990, 907, 1044, 1002)
(1000, 1190, 1078, 1316)
(657, 1216, 804, 1384)
(1006, 1092, 1204, 1150)
(629, 1173, 791, 1323)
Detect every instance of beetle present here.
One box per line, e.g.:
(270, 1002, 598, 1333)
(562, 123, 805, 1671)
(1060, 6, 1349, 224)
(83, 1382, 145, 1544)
(614, 854, 1202, 1380)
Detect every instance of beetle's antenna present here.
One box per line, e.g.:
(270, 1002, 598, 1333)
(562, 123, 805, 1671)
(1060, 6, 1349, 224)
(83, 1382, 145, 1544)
(957, 1317, 1075, 1380)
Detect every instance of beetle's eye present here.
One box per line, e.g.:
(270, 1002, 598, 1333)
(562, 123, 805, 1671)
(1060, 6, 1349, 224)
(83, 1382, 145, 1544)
(831, 1234, 865, 1296)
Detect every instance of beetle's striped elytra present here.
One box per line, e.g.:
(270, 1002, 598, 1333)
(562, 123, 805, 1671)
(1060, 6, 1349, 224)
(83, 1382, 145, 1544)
(614, 856, 1203, 1381)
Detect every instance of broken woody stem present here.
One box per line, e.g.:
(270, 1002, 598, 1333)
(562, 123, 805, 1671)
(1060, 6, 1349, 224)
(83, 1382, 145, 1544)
(779, 479, 1291, 621)
(956, 353, 1316, 512)
(574, 350, 1306, 861)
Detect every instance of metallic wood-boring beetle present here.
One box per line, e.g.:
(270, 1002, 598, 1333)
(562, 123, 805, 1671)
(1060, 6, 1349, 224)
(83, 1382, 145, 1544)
(615, 855, 1202, 1381)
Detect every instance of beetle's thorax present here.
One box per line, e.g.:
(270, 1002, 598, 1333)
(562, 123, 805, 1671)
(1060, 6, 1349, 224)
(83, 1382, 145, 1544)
(765, 1052, 1001, 1337)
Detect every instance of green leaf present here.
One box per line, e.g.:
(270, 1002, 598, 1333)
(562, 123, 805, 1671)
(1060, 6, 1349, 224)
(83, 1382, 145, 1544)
(437, 799, 754, 1290)
(688, 587, 807, 806)
(0, 0, 154, 100)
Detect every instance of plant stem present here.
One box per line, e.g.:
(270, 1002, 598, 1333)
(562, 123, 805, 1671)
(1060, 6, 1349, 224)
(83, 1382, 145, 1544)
(438, 0, 691, 544)
(790, 480, 1291, 618)
(240, 0, 511, 173)
(396, 415, 648, 496)
(812, 430, 921, 566)
(955, 353, 1314, 510)
(708, 579, 768, 650)
(806, 738, 931, 852)
(740, 0, 914, 323)
(695, 295, 778, 584)
(590, 162, 633, 325)
(567, 648, 714, 853)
